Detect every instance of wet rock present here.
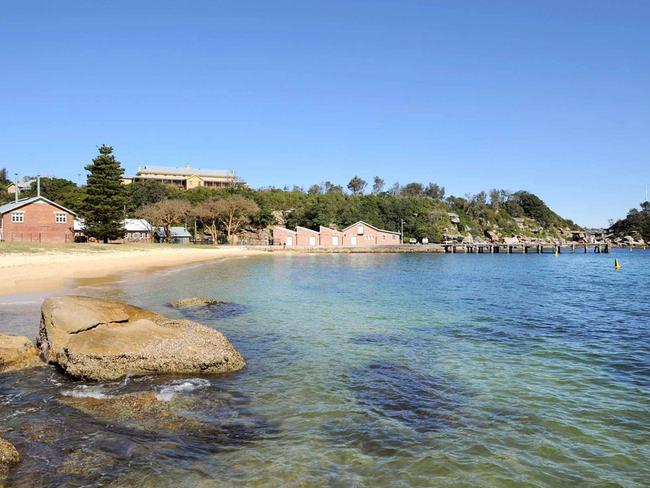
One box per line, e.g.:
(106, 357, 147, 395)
(60, 391, 206, 433)
(38, 296, 245, 381)
(0, 333, 44, 373)
(0, 437, 20, 475)
(61, 448, 117, 476)
(170, 297, 221, 309)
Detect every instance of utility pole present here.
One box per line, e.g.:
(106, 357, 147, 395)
(14, 173, 19, 203)
(400, 219, 404, 243)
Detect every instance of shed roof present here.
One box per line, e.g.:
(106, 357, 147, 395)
(0, 196, 77, 216)
(155, 226, 192, 238)
(341, 221, 400, 235)
(296, 226, 319, 234)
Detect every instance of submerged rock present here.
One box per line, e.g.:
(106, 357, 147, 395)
(60, 391, 206, 433)
(0, 333, 44, 373)
(0, 437, 20, 475)
(170, 297, 221, 309)
(38, 296, 245, 381)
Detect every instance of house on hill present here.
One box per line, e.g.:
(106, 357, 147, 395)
(0, 196, 76, 243)
(122, 164, 244, 189)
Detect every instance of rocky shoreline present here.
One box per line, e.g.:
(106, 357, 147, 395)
(0, 295, 244, 478)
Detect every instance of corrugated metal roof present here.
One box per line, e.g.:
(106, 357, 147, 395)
(0, 196, 77, 216)
(74, 218, 152, 232)
(155, 226, 192, 237)
(137, 165, 236, 179)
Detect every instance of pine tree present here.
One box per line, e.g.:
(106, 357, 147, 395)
(83, 145, 127, 243)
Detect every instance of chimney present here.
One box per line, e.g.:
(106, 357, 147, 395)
(37, 175, 41, 197)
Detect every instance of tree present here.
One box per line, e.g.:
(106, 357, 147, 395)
(128, 180, 168, 211)
(401, 182, 424, 197)
(194, 198, 223, 244)
(489, 188, 501, 208)
(211, 195, 259, 244)
(137, 199, 192, 242)
(372, 176, 385, 194)
(307, 184, 322, 195)
(641, 201, 650, 212)
(0, 168, 8, 185)
(347, 176, 367, 196)
(83, 145, 128, 243)
(323, 181, 344, 194)
(424, 183, 445, 201)
(22, 177, 86, 212)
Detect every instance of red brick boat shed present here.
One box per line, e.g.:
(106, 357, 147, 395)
(0, 196, 77, 244)
(272, 221, 401, 248)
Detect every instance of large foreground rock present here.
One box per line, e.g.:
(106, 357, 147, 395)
(0, 333, 44, 373)
(38, 296, 245, 381)
(0, 438, 20, 475)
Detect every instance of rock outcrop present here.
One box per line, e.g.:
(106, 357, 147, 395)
(0, 333, 44, 373)
(0, 438, 20, 475)
(169, 297, 220, 309)
(38, 296, 245, 381)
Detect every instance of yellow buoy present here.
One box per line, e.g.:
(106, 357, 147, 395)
(614, 258, 621, 270)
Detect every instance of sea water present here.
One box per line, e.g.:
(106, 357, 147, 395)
(0, 250, 648, 487)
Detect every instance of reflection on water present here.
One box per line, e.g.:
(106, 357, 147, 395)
(1, 251, 650, 487)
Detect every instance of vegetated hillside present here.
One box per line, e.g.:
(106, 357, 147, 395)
(135, 181, 579, 243)
(608, 202, 650, 242)
(0, 166, 580, 243)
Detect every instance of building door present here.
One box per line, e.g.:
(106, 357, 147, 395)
(309, 236, 316, 246)
(332, 236, 339, 246)
(350, 236, 357, 246)
(286, 236, 293, 246)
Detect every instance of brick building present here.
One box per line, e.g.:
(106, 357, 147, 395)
(272, 226, 297, 247)
(296, 226, 319, 246)
(272, 221, 401, 248)
(319, 225, 344, 247)
(0, 196, 77, 244)
(341, 221, 401, 246)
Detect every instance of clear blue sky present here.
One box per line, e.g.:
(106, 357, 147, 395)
(1, 0, 649, 227)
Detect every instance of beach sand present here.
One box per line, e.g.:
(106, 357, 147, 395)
(0, 245, 267, 296)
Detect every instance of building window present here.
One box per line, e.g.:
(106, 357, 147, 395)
(357, 225, 364, 235)
(11, 212, 24, 223)
(55, 213, 67, 224)
(382, 235, 386, 240)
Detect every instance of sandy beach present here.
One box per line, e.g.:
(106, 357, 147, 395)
(0, 244, 267, 296)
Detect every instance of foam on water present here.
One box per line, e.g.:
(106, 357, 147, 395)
(155, 378, 211, 401)
(60, 385, 114, 400)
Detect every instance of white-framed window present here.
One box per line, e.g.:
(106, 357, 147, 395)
(357, 225, 364, 235)
(11, 212, 24, 223)
(55, 213, 67, 224)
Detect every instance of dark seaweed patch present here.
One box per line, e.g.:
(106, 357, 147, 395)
(345, 361, 467, 433)
(175, 302, 249, 321)
(350, 334, 410, 346)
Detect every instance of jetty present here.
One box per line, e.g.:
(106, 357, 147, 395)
(442, 242, 610, 254)
(262, 241, 612, 254)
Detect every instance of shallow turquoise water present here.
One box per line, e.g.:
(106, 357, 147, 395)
(1, 250, 649, 487)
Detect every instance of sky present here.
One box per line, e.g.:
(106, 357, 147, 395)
(1, 0, 649, 227)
